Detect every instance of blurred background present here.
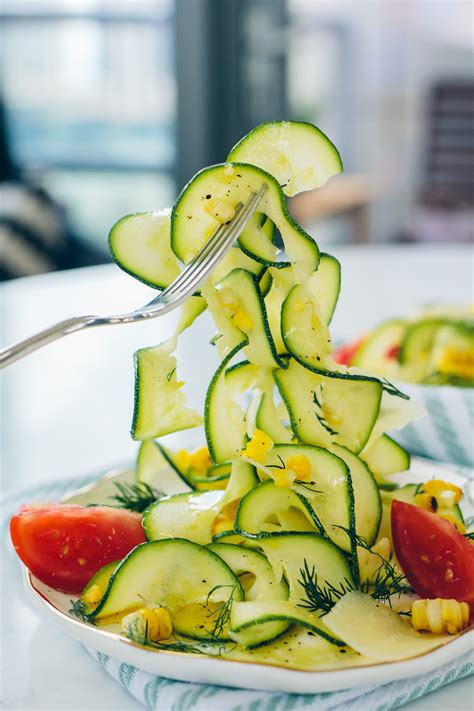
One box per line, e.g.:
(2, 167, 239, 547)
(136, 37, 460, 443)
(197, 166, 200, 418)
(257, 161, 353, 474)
(0, 0, 472, 280)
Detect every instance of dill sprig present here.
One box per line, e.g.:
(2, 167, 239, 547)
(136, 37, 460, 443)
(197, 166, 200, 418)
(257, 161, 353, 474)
(312, 390, 338, 436)
(123, 616, 205, 654)
(336, 526, 412, 605)
(69, 598, 95, 624)
(380, 378, 410, 400)
(109, 481, 163, 513)
(298, 560, 354, 615)
(294, 480, 323, 494)
(465, 532, 474, 540)
(166, 366, 177, 382)
(206, 584, 238, 639)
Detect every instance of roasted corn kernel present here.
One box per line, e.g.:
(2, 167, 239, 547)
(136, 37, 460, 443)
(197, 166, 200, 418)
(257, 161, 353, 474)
(411, 598, 470, 635)
(271, 468, 297, 488)
(241, 429, 274, 462)
(122, 607, 173, 643)
(82, 584, 102, 607)
(424, 479, 462, 505)
(286, 454, 311, 481)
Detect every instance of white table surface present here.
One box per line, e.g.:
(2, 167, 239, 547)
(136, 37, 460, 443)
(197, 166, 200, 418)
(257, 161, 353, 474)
(1, 245, 473, 709)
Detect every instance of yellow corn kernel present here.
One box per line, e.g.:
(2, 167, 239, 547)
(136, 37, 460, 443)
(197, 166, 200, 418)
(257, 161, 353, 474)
(232, 308, 253, 332)
(240, 429, 274, 462)
(414, 493, 436, 512)
(189, 446, 211, 474)
(204, 197, 236, 223)
(82, 584, 102, 607)
(286, 454, 311, 481)
(437, 347, 474, 379)
(438, 512, 466, 534)
(123, 607, 173, 643)
(424, 479, 462, 504)
(176, 449, 192, 471)
(217, 287, 239, 314)
(272, 468, 296, 488)
(411, 598, 470, 635)
(293, 300, 306, 313)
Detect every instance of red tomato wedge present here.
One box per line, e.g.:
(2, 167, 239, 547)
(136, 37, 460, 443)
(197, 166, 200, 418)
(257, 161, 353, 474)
(391, 500, 474, 605)
(332, 337, 365, 366)
(10, 503, 146, 593)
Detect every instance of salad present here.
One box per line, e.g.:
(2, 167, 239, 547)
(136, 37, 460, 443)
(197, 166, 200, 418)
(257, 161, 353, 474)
(11, 122, 473, 670)
(334, 310, 474, 387)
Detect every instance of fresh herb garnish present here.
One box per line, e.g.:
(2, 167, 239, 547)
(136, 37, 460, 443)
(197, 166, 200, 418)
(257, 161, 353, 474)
(380, 378, 410, 400)
(267, 455, 286, 470)
(69, 598, 94, 624)
(123, 616, 205, 654)
(464, 532, 474, 540)
(109, 481, 163, 513)
(206, 584, 238, 639)
(335, 526, 412, 605)
(312, 389, 338, 436)
(166, 366, 177, 382)
(298, 560, 354, 615)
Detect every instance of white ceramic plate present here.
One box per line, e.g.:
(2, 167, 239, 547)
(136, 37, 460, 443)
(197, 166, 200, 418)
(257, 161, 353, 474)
(23, 459, 473, 694)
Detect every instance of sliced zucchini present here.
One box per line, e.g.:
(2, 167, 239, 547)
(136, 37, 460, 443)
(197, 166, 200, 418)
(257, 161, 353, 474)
(281, 283, 332, 365)
(131, 337, 202, 440)
(109, 209, 180, 290)
(230, 600, 342, 649)
(264, 266, 297, 353)
(216, 269, 284, 368)
(80, 560, 118, 614)
(143, 490, 224, 545)
(210, 244, 264, 284)
(266, 444, 353, 552)
(360, 434, 410, 479)
(235, 480, 324, 538)
(171, 163, 319, 275)
(207, 544, 288, 601)
(259, 268, 273, 297)
(212, 530, 262, 549)
(330, 444, 381, 547)
(308, 252, 341, 325)
(219, 459, 259, 509)
(257, 532, 354, 611)
(205, 342, 248, 463)
(352, 319, 406, 373)
(192, 460, 232, 491)
(227, 121, 342, 197)
(226, 362, 292, 443)
(90, 539, 243, 628)
(274, 358, 382, 453)
(238, 212, 279, 266)
(136, 440, 193, 493)
(176, 295, 207, 334)
(399, 318, 447, 367)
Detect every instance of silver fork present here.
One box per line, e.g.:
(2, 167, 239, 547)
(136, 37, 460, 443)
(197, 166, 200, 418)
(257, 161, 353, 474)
(0, 184, 267, 368)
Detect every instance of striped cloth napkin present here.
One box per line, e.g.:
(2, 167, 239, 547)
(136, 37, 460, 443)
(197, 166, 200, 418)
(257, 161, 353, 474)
(3, 468, 473, 711)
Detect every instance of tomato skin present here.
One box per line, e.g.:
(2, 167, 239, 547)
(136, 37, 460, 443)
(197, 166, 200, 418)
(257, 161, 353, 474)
(332, 337, 365, 366)
(10, 504, 146, 593)
(385, 344, 400, 359)
(391, 500, 474, 605)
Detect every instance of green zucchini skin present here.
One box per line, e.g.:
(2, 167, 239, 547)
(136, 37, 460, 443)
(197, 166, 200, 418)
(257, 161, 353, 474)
(89, 538, 243, 623)
(204, 341, 248, 464)
(227, 121, 342, 197)
(170, 162, 320, 274)
(360, 434, 411, 479)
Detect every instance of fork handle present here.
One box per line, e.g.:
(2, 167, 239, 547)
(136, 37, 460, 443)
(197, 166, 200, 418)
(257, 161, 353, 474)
(0, 315, 96, 368)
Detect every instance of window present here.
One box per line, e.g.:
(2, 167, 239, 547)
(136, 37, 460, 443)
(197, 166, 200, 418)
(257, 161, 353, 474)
(1, 0, 176, 252)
